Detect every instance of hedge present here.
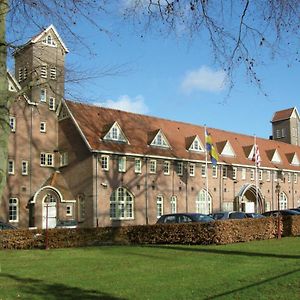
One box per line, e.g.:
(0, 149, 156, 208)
(0, 216, 299, 250)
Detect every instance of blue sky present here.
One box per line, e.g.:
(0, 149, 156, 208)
(8, 2, 300, 140)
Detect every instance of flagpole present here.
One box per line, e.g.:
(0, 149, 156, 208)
(254, 135, 258, 212)
(205, 125, 209, 213)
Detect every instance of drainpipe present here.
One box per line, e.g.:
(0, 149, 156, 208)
(94, 153, 99, 227)
(144, 157, 148, 224)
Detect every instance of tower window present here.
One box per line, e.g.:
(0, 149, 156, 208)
(41, 65, 47, 78)
(50, 67, 56, 79)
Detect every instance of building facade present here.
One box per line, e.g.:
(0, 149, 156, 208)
(2, 25, 300, 229)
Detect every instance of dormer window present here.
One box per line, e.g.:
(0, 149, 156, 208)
(103, 122, 128, 143)
(150, 130, 170, 148)
(189, 136, 204, 152)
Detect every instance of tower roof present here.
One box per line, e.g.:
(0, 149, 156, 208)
(271, 107, 298, 123)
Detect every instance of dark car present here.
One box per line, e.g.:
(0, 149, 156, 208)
(262, 209, 300, 217)
(156, 213, 214, 224)
(245, 213, 265, 219)
(0, 221, 17, 230)
(55, 219, 78, 228)
(211, 211, 249, 220)
(291, 207, 300, 213)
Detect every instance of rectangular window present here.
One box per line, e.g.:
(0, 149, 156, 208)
(149, 160, 156, 174)
(60, 152, 68, 167)
(135, 158, 142, 173)
(259, 170, 263, 181)
(232, 167, 237, 180)
(40, 88, 47, 102)
(294, 173, 298, 184)
(9, 116, 16, 132)
(23, 66, 28, 80)
(281, 128, 286, 138)
(40, 153, 54, 167)
(276, 129, 281, 138)
(118, 156, 126, 172)
(163, 161, 170, 175)
(49, 97, 55, 111)
(50, 67, 56, 79)
(66, 205, 73, 216)
(177, 162, 183, 176)
(101, 155, 109, 171)
(189, 163, 195, 177)
(242, 168, 246, 180)
(288, 172, 291, 183)
(22, 160, 28, 175)
(212, 165, 218, 178)
(273, 171, 278, 182)
(41, 65, 47, 78)
(201, 164, 206, 177)
(266, 170, 271, 181)
(18, 67, 23, 82)
(8, 159, 14, 175)
(222, 166, 227, 178)
(250, 169, 255, 180)
(40, 122, 46, 133)
(9, 198, 18, 222)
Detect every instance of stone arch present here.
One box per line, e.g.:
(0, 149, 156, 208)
(236, 184, 264, 213)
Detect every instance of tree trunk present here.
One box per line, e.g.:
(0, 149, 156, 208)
(0, 0, 9, 203)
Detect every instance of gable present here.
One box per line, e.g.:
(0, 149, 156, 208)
(291, 153, 300, 166)
(218, 140, 235, 157)
(150, 129, 170, 148)
(103, 122, 128, 143)
(270, 149, 282, 164)
(188, 135, 204, 152)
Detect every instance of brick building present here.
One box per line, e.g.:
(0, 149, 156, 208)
(2, 25, 300, 229)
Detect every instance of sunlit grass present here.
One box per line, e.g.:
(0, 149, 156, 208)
(0, 237, 299, 299)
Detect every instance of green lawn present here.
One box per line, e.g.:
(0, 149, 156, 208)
(0, 237, 299, 300)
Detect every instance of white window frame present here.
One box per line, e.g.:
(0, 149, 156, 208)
(294, 173, 298, 184)
(259, 170, 263, 181)
(49, 97, 55, 111)
(201, 164, 206, 177)
(232, 167, 237, 180)
(273, 171, 278, 182)
(250, 169, 255, 181)
(163, 161, 170, 175)
(40, 122, 46, 133)
(170, 196, 177, 214)
(66, 205, 73, 216)
(156, 195, 164, 218)
(50, 67, 56, 79)
(40, 153, 54, 167)
(222, 166, 227, 178)
(60, 152, 68, 167)
(287, 172, 291, 183)
(177, 162, 183, 176)
(40, 88, 47, 102)
(110, 187, 134, 220)
(241, 168, 246, 180)
(9, 116, 16, 132)
(101, 155, 109, 171)
(189, 163, 195, 177)
(212, 165, 218, 178)
(134, 158, 142, 174)
(9, 198, 19, 222)
(41, 65, 47, 78)
(22, 160, 28, 175)
(149, 160, 156, 174)
(266, 170, 271, 182)
(118, 156, 126, 173)
(8, 159, 14, 175)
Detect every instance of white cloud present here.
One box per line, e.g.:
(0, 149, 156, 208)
(181, 66, 227, 93)
(97, 95, 149, 114)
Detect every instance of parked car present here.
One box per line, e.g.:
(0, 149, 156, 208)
(262, 209, 300, 217)
(156, 213, 214, 224)
(0, 220, 17, 230)
(290, 207, 300, 213)
(245, 213, 265, 219)
(55, 219, 78, 228)
(211, 211, 248, 220)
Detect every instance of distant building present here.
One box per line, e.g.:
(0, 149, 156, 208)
(2, 25, 300, 229)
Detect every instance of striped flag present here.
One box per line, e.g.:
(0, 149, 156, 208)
(252, 144, 261, 167)
(205, 130, 219, 165)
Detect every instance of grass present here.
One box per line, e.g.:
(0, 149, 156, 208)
(0, 237, 299, 299)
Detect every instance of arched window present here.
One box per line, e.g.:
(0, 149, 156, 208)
(156, 195, 164, 218)
(9, 198, 18, 222)
(110, 187, 134, 219)
(279, 192, 288, 210)
(196, 190, 212, 214)
(170, 196, 177, 213)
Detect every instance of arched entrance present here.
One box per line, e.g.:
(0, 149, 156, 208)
(236, 184, 264, 213)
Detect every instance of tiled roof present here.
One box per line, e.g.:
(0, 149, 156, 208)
(64, 100, 300, 171)
(271, 107, 295, 122)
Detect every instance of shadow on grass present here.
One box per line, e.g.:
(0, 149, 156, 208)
(0, 273, 125, 300)
(204, 268, 300, 299)
(145, 245, 300, 259)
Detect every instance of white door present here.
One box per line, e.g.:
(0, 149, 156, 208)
(42, 201, 57, 229)
(245, 202, 255, 213)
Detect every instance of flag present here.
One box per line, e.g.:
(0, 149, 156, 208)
(205, 130, 219, 165)
(252, 144, 261, 167)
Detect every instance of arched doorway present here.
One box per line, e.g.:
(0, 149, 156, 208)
(196, 189, 212, 214)
(236, 184, 264, 213)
